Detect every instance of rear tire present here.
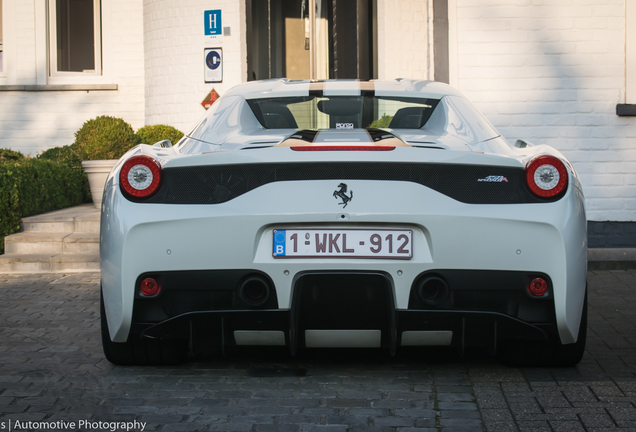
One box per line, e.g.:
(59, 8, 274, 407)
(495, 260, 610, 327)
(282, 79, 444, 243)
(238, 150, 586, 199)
(499, 290, 587, 367)
(100, 288, 188, 365)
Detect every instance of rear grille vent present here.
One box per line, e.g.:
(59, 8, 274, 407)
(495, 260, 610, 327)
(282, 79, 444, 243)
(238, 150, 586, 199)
(136, 162, 549, 205)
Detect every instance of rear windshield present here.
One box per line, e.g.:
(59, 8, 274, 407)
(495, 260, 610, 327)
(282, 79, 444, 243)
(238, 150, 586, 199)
(246, 96, 439, 130)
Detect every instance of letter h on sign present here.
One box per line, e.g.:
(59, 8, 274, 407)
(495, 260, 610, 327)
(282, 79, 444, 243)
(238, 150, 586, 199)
(205, 10, 222, 36)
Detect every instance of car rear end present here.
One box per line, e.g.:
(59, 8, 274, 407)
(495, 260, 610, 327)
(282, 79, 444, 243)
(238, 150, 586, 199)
(100, 140, 587, 365)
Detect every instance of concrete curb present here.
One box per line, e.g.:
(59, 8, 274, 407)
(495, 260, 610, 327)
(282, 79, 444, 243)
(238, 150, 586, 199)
(588, 248, 636, 270)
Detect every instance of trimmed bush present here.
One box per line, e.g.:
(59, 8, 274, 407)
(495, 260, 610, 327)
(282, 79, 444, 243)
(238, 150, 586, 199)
(368, 114, 393, 129)
(73, 115, 140, 161)
(0, 148, 25, 162)
(39, 144, 82, 167)
(38, 145, 91, 203)
(38, 144, 90, 205)
(0, 158, 88, 254)
(137, 124, 184, 146)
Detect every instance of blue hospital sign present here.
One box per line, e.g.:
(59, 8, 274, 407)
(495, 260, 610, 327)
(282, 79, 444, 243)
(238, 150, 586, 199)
(204, 10, 222, 36)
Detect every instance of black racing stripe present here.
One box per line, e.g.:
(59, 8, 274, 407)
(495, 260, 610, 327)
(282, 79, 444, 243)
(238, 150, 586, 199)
(309, 82, 323, 97)
(308, 81, 374, 97)
(288, 130, 319, 143)
(360, 81, 375, 97)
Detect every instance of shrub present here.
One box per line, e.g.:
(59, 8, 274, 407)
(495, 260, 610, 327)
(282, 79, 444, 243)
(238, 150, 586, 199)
(0, 148, 25, 162)
(39, 144, 82, 167)
(0, 158, 88, 254)
(137, 124, 184, 146)
(73, 116, 140, 161)
(368, 114, 393, 129)
(38, 145, 91, 203)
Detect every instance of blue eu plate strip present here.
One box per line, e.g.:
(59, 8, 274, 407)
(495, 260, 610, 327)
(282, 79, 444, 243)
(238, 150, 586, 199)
(273, 230, 286, 256)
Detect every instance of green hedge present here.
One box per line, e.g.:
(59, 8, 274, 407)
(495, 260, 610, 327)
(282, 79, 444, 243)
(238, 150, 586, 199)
(73, 116, 140, 161)
(368, 114, 393, 129)
(0, 148, 25, 162)
(0, 157, 90, 254)
(38, 144, 82, 166)
(137, 124, 184, 146)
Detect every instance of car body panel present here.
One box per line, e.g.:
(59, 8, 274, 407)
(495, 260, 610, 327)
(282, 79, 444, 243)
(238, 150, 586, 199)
(101, 149, 586, 344)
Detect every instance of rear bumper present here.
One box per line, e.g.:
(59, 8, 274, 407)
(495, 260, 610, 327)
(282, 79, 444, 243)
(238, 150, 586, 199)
(131, 269, 558, 355)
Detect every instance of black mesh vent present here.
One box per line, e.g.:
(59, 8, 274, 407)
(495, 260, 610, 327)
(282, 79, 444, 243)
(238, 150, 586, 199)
(135, 162, 554, 205)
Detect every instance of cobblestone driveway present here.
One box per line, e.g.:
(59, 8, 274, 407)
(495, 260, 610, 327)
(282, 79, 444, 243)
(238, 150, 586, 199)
(0, 270, 635, 432)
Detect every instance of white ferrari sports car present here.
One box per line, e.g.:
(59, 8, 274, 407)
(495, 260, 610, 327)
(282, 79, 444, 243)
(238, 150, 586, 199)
(100, 79, 587, 366)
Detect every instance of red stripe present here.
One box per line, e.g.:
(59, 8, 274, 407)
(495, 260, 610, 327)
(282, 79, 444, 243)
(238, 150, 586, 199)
(290, 146, 395, 152)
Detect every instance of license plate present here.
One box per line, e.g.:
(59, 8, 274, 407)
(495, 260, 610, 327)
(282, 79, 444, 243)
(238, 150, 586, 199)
(273, 229, 413, 259)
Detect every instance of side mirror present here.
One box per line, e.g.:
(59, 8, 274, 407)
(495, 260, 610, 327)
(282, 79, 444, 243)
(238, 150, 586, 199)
(514, 139, 534, 148)
(153, 139, 173, 148)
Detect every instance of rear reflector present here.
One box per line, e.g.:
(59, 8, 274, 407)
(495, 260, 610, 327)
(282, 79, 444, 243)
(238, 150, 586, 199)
(291, 146, 395, 151)
(527, 277, 548, 297)
(140, 277, 161, 296)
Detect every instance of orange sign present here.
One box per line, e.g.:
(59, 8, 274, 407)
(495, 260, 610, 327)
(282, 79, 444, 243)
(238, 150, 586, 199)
(201, 89, 220, 109)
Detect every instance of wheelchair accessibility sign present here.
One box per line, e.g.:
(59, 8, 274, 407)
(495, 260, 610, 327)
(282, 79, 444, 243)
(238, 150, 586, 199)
(204, 48, 222, 83)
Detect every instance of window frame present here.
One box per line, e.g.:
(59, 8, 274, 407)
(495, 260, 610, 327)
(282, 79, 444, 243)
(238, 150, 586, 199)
(626, 0, 635, 104)
(617, 0, 636, 115)
(246, 0, 376, 81)
(0, 0, 4, 77)
(48, 0, 102, 78)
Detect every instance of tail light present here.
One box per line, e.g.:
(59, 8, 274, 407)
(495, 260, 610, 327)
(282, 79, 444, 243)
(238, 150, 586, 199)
(525, 155, 568, 199)
(120, 155, 162, 199)
(140, 277, 161, 297)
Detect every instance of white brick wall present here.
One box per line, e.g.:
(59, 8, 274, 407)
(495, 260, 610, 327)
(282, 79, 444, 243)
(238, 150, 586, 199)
(13, 1, 36, 84)
(0, 0, 145, 156)
(143, 0, 247, 133)
(377, 0, 432, 81)
(454, 0, 635, 221)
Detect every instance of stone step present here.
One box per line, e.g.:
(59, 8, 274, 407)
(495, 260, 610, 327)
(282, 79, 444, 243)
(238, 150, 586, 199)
(51, 253, 100, 272)
(0, 254, 54, 273)
(4, 232, 99, 255)
(0, 253, 99, 273)
(0, 204, 101, 274)
(20, 203, 100, 234)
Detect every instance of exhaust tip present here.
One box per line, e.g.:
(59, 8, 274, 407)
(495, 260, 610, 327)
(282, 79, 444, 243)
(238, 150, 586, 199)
(238, 275, 272, 308)
(415, 276, 449, 306)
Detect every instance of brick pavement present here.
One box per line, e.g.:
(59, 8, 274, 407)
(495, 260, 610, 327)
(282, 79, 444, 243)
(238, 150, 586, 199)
(0, 270, 635, 431)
